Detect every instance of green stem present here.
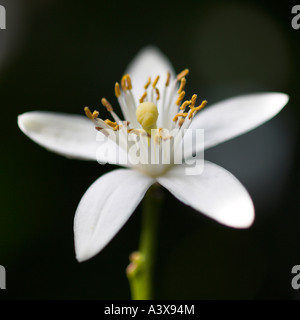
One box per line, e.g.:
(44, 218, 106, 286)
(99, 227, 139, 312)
(126, 183, 162, 300)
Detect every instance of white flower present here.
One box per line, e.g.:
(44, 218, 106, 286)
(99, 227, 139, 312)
(18, 47, 289, 262)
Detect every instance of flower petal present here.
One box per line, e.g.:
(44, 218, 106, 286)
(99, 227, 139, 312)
(125, 46, 176, 100)
(18, 111, 128, 165)
(157, 161, 254, 228)
(186, 92, 289, 156)
(74, 169, 155, 262)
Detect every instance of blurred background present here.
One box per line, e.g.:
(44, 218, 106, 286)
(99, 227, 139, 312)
(0, 0, 299, 299)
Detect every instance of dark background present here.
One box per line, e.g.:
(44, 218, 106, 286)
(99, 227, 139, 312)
(0, 0, 299, 299)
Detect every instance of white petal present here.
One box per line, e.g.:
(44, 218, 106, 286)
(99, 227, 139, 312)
(186, 92, 289, 156)
(18, 111, 128, 165)
(157, 161, 254, 228)
(74, 169, 154, 262)
(125, 46, 176, 100)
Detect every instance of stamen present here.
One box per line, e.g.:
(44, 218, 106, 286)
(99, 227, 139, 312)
(154, 128, 164, 144)
(152, 76, 160, 88)
(173, 112, 188, 122)
(189, 100, 207, 119)
(144, 77, 151, 89)
(154, 128, 173, 144)
(128, 128, 149, 137)
(121, 76, 126, 91)
(84, 107, 97, 120)
(115, 82, 121, 97)
(177, 77, 186, 94)
(139, 92, 147, 103)
(162, 135, 174, 141)
(101, 98, 113, 112)
(126, 75, 132, 90)
(155, 87, 160, 101)
(101, 96, 122, 124)
(176, 91, 185, 106)
(165, 72, 171, 87)
(180, 99, 191, 111)
(92, 111, 99, 118)
(104, 119, 117, 128)
(153, 128, 163, 144)
(177, 68, 189, 81)
(121, 74, 132, 91)
(190, 94, 197, 108)
(194, 100, 207, 111)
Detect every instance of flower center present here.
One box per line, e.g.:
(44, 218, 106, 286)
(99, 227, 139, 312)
(83, 68, 208, 175)
(83, 69, 207, 142)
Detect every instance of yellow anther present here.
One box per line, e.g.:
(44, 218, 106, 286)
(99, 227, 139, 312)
(126, 75, 132, 90)
(84, 107, 97, 120)
(115, 82, 121, 97)
(189, 100, 207, 119)
(121, 74, 132, 91)
(176, 90, 186, 106)
(155, 87, 160, 101)
(152, 75, 160, 88)
(180, 99, 191, 111)
(101, 98, 113, 112)
(195, 100, 207, 111)
(165, 72, 171, 87)
(113, 125, 120, 131)
(128, 128, 149, 137)
(144, 77, 151, 89)
(121, 76, 126, 91)
(162, 135, 174, 141)
(92, 111, 99, 118)
(84, 107, 99, 120)
(104, 119, 117, 128)
(177, 77, 186, 94)
(136, 102, 158, 135)
(190, 94, 197, 108)
(139, 91, 147, 103)
(154, 128, 163, 144)
(154, 135, 160, 144)
(177, 68, 189, 81)
(154, 128, 173, 144)
(173, 112, 188, 122)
